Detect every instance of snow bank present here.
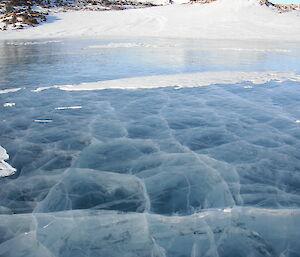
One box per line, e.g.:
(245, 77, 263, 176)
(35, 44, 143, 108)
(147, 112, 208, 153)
(0, 146, 16, 178)
(1, 0, 300, 41)
(33, 71, 300, 92)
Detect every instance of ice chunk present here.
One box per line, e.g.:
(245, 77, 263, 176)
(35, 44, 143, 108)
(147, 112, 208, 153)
(148, 207, 300, 257)
(0, 169, 63, 214)
(0, 146, 9, 160)
(3, 103, 15, 107)
(55, 106, 82, 110)
(75, 139, 159, 173)
(0, 208, 299, 257)
(0, 146, 16, 178)
(33, 119, 53, 123)
(137, 153, 235, 214)
(0, 211, 166, 257)
(35, 169, 150, 213)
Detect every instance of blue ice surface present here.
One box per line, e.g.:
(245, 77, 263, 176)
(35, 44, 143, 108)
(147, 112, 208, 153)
(1, 38, 300, 90)
(0, 38, 300, 257)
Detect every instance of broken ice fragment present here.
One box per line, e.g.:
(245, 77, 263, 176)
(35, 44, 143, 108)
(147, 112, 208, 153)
(3, 103, 15, 107)
(34, 119, 53, 123)
(55, 106, 82, 110)
(0, 145, 16, 178)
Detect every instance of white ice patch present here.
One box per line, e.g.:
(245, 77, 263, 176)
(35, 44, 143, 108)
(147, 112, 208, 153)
(218, 48, 292, 53)
(3, 103, 16, 107)
(295, 120, 300, 124)
(34, 119, 53, 123)
(6, 41, 62, 46)
(0, 88, 22, 95)
(33, 71, 300, 92)
(55, 106, 82, 110)
(88, 43, 154, 49)
(0, 145, 16, 178)
(223, 208, 232, 213)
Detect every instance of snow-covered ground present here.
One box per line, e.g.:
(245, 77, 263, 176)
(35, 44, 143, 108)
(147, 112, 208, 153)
(1, 0, 300, 41)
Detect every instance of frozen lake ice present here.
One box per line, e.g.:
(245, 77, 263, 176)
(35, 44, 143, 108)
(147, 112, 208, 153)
(0, 38, 300, 257)
(1, 38, 300, 90)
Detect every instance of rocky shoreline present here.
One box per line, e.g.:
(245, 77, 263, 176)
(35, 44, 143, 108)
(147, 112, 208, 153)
(0, 0, 159, 30)
(1, 0, 299, 31)
(259, 0, 300, 12)
(0, 9, 48, 30)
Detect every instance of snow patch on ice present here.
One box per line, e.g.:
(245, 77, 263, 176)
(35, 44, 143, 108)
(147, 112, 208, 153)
(0, 88, 22, 95)
(6, 40, 62, 46)
(88, 42, 155, 49)
(218, 47, 292, 53)
(33, 71, 300, 92)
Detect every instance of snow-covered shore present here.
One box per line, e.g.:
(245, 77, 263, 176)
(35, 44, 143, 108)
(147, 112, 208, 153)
(1, 0, 300, 41)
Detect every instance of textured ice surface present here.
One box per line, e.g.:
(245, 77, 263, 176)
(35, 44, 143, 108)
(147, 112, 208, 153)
(1, 39, 300, 256)
(35, 168, 150, 213)
(0, 208, 299, 257)
(0, 79, 300, 257)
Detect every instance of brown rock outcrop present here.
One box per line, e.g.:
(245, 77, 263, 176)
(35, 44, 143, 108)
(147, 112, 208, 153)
(259, 0, 300, 12)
